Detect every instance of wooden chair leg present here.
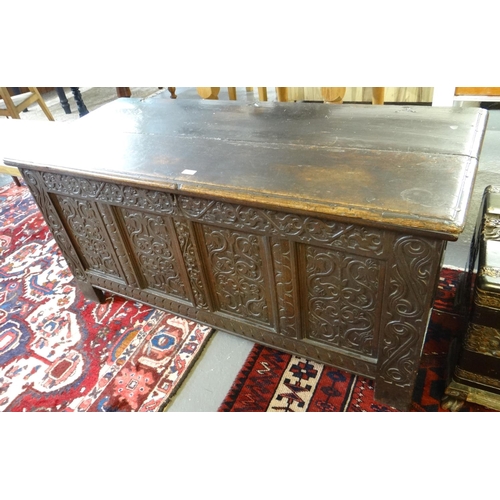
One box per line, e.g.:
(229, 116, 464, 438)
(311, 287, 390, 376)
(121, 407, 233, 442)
(276, 87, 288, 102)
(0, 87, 21, 118)
(12, 176, 21, 186)
(372, 87, 385, 105)
(116, 87, 132, 98)
(167, 87, 177, 99)
(55, 87, 71, 114)
(197, 87, 221, 100)
(228, 87, 237, 100)
(258, 87, 268, 101)
(70, 87, 89, 117)
(321, 87, 347, 104)
(28, 87, 54, 120)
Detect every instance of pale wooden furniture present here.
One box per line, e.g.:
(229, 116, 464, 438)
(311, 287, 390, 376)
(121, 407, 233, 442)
(0, 87, 54, 185)
(196, 87, 385, 104)
(433, 87, 500, 106)
(0, 87, 54, 120)
(3, 98, 488, 410)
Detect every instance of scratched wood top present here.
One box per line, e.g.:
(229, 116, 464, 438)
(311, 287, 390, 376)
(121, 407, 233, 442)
(2, 98, 489, 238)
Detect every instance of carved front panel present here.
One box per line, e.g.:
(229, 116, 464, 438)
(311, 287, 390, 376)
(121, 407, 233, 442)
(303, 244, 382, 356)
(201, 224, 272, 326)
(22, 169, 448, 409)
(56, 195, 122, 278)
(121, 209, 188, 301)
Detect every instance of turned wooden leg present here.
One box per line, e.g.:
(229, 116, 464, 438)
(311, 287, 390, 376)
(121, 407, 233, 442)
(70, 87, 89, 117)
(167, 87, 177, 99)
(321, 87, 347, 104)
(197, 87, 221, 100)
(55, 87, 71, 114)
(372, 87, 385, 105)
(228, 87, 237, 100)
(116, 87, 132, 98)
(276, 87, 288, 102)
(258, 87, 268, 101)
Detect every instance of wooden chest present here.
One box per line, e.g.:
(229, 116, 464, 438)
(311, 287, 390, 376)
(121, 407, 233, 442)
(2, 98, 488, 410)
(443, 185, 500, 411)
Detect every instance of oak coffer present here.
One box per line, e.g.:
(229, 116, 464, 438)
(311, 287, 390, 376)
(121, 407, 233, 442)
(3, 98, 488, 410)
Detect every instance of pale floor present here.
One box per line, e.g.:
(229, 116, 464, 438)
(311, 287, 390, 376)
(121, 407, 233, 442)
(1, 88, 500, 411)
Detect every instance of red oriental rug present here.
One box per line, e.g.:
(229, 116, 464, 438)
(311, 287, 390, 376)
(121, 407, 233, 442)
(0, 181, 212, 412)
(219, 268, 494, 412)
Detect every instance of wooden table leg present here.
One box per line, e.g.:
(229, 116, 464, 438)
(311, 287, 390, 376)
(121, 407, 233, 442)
(167, 87, 177, 99)
(228, 87, 237, 100)
(116, 87, 132, 98)
(196, 87, 221, 100)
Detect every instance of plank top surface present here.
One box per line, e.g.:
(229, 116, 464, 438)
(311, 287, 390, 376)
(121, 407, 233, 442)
(1, 98, 489, 238)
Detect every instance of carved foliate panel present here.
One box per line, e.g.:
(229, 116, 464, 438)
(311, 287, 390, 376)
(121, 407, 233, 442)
(202, 225, 271, 325)
(121, 209, 188, 300)
(56, 195, 122, 278)
(40, 172, 178, 214)
(379, 235, 444, 387)
(303, 245, 381, 356)
(178, 196, 385, 256)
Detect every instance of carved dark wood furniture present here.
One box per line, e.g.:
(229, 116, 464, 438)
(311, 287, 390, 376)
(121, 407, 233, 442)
(2, 98, 488, 410)
(443, 185, 500, 411)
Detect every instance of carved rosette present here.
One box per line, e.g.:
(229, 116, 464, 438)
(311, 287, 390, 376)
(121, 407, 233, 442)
(379, 235, 442, 387)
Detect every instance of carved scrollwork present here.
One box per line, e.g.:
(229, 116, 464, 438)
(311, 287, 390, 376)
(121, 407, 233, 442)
(121, 209, 187, 300)
(305, 245, 380, 356)
(57, 195, 122, 277)
(379, 235, 443, 386)
(203, 225, 270, 325)
(21, 169, 88, 281)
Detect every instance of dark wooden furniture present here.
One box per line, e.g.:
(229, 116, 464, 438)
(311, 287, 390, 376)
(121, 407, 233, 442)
(443, 185, 500, 411)
(2, 98, 488, 410)
(55, 88, 89, 117)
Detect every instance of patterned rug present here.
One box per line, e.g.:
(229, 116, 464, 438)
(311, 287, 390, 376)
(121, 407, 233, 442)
(0, 181, 212, 412)
(219, 268, 493, 412)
